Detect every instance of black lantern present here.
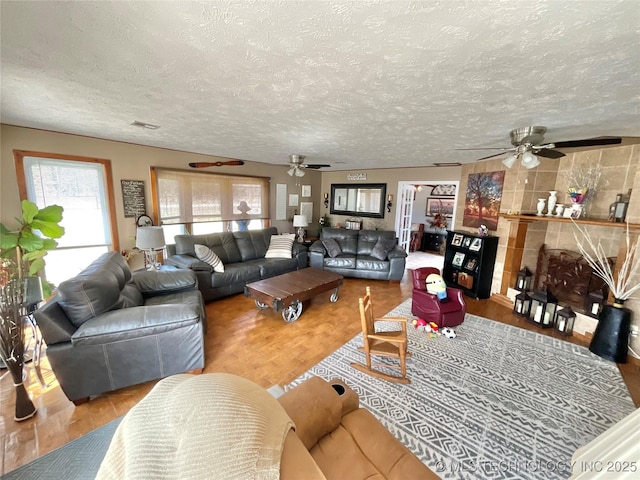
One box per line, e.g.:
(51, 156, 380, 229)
(586, 288, 606, 318)
(554, 306, 576, 336)
(513, 291, 531, 317)
(527, 289, 558, 328)
(515, 267, 533, 291)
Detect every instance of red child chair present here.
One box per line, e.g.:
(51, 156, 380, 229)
(411, 267, 466, 328)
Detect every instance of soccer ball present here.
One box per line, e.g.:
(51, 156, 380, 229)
(441, 327, 457, 339)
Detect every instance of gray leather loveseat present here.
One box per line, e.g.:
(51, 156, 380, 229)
(35, 251, 206, 404)
(309, 228, 407, 281)
(165, 227, 307, 302)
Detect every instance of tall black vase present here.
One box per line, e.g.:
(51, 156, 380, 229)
(589, 300, 631, 363)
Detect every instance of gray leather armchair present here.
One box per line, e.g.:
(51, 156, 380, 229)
(35, 252, 206, 404)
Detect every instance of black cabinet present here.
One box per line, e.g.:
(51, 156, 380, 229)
(443, 230, 499, 299)
(421, 233, 445, 253)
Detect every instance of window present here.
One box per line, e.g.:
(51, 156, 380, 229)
(151, 168, 270, 238)
(14, 151, 118, 287)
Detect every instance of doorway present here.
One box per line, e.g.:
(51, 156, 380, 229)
(395, 181, 459, 254)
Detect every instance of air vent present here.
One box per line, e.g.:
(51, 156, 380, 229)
(131, 121, 160, 130)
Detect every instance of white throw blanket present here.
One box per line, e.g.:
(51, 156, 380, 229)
(96, 373, 294, 480)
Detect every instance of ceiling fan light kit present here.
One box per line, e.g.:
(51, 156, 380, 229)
(286, 154, 331, 177)
(463, 126, 622, 168)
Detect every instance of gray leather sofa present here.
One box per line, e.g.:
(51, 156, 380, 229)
(309, 228, 407, 281)
(35, 251, 206, 404)
(165, 227, 307, 302)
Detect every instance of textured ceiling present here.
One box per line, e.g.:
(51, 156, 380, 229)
(1, 1, 639, 170)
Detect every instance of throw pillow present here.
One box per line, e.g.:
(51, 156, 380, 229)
(322, 238, 342, 258)
(194, 244, 225, 272)
(370, 237, 397, 260)
(265, 234, 295, 258)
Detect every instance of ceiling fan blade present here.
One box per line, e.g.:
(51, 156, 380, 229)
(474, 151, 515, 161)
(303, 164, 331, 169)
(455, 147, 514, 151)
(552, 137, 622, 149)
(188, 160, 245, 168)
(535, 149, 565, 159)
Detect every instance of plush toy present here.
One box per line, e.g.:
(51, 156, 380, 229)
(426, 273, 449, 303)
(412, 318, 427, 329)
(441, 327, 457, 339)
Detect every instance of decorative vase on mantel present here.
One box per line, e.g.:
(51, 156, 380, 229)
(546, 191, 557, 216)
(536, 198, 546, 216)
(589, 298, 631, 363)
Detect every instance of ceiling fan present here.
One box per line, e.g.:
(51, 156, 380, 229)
(458, 126, 622, 169)
(286, 154, 331, 177)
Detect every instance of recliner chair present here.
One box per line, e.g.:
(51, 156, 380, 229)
(411, 267, 466, 328)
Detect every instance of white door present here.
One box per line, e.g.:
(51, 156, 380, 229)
(397, 185, 415, 253)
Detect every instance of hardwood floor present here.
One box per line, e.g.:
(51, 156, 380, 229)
(1, 271, 639, 475)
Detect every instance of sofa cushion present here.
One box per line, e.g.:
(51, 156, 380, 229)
(234, 227, 278, 261)
(175, 232, 242, 264)
(71, 304, 201, 346)
(322, 238, 342, 258)
(356, 230, 397, 256)
(194, 244, 225, 272)
(257, 257, 300, 278)
(355, 257, 391, 272)
(210, 262, 262, 287)
(121, 282, 145, 307)
(265, 234, 295, 259)
(324, 255, 356, 269)
(370, 237, 397, 260)
(321, 228, 359, 255)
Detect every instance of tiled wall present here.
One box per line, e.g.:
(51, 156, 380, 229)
(456, 144, 640, 353)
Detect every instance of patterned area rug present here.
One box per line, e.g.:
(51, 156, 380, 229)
(288, 299, 636, 480)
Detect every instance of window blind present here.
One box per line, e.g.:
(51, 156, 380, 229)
(152, 168, 270, 225)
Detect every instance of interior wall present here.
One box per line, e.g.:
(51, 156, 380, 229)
(319, 166, 461, 233)
(0, 125, 322, 250)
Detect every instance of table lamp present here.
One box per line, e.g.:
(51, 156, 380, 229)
(136, 226, 166, 270)
(293, 215, 308, 243)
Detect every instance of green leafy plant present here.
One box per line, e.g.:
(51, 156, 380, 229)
(0, 200, 64, 295)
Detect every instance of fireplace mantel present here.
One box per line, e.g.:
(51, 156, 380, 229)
(498, 213, 640, 230)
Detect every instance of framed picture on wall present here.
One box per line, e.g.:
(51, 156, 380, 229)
(426, 197, 455, 216)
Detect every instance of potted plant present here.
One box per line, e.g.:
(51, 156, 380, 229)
(0, 200, 64, 421)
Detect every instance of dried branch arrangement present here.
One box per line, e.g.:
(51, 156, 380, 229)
(573, 222, 640, 301)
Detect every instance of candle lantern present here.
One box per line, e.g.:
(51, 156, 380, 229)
(515, 267, 533, 291)
(554, 306, 576, 336)
(527, 289, 558, 328)
(513, 290, 531, 317)
(586, 288, 606, 318)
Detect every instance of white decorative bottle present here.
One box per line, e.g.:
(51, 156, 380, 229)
(546, 191, 557, 216)
(536, 198, 546, 216)
(555, 204, 564, 217)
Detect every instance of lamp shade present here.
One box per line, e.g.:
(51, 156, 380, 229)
(136, 226, 166, 250)
(521, 151, 540, 169)
(293, 215, 308, 228)
(502, 154, 518, 168)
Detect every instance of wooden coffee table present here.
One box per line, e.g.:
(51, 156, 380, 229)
(244, 268, 344, 322)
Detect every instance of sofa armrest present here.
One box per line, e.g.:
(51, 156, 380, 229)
(309, 240, 325, 254)
(34, 297, 77, 345)
(387, 245, 408, 259)
(165, 254, 212, 272)
(132, 270, 198, 297)
(278, 377, 344, 450)
(292, 242, 308, 269)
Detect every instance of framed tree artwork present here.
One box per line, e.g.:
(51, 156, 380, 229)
(462, 171, 505, 231)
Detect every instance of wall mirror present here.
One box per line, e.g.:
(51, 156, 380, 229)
(330, 183, 387, 218)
